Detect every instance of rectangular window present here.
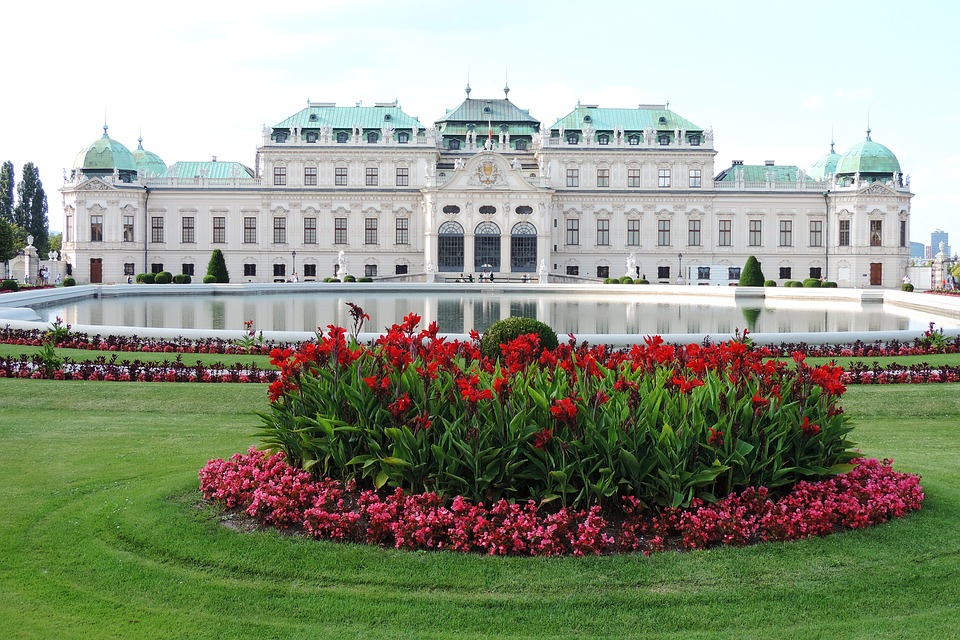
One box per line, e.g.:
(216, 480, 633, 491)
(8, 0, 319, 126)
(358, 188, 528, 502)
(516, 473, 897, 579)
(365, 167, 378, 186)
(688, 219, 701, 246)
(809, 267, 822, 279)
(123, 263, 135, 276)
(596, 169, 609, 187)
(334, 218, 347, 244)
(90, 215, 103, 242)
(303, 218, 317, 244)
(839, 219, 850, 246)
(273, 166, 286, 186)
(181, 263, 195, 276)
(779, 220, 793, 247)
(597, 219, 610, 246)
(395, 264, 408, 275)
(365, 218, 378, 245)
(658, 168, 671, 188)
(151, 263, 163, 274)
(213, 217, 226, 244)
(303, 264, 317, 278)
(565, 218, 580, 245)
(566, 266, 579, 276)
(335, 167, 347, 186)
(628, 168, 641, 188)
(396, 218, 409, 245)
(243, 217, 256, 244)
(627, 219, 641, 246)
(870, 220, 882, 246)
(597, 266, 610, 279)
(900, 220, 907, 247)
(123, 215, 134, 242)
(566, 168, 579, 187)
(657, 266, 671, 280)
(273, 217, 286, 244)
(779, 267, 792, 279)
(243, 264, 257, 277)
(689, 169, 702, 188)
(809, 220, 823, 247)
(396, 167, 409, 186)
(151, 216, 164, 243)
(697, 266, 710, 281)
(657, 219, 671, 246)
(718, 219, 732, 247)
(728, 267, 741, 280)
(273, 263, 286, 278)
(181, 217, 195, 243)
(749, 220, 762, 246)
(365, 264, 378, 278)
(304, 166, 317, 186)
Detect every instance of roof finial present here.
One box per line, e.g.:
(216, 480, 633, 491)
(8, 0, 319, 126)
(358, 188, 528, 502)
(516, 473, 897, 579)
(103, 109, 109, 138)
(504, 68, 510, 100)
(665, 99, 670, 110)
(866, 107, 871, 140)
(465, 68, 471, 98)
(830, 124, 835, 153)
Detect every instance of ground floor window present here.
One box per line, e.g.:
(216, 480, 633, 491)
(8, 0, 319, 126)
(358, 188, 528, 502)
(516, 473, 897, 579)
(303, 264, 317, 278)
(396, 264, 408, 275)
(657, 266, 670, 280)
(809, 267, 822, 279)
(365, 264, 378, 278)
(511, 222, 537, 272)
(151, 263, 163, 274)
(566, 266, 579, 276)
(475, 221, 501, 271)
(243, 264, 257, 277)
(123, 263, 135, 276)
(779, 267, 791, 279)
(597, 266, 609, 279)
(273, 264, 286, 278)
(181, 263, 195, 276)
(437, 221, 464, 272)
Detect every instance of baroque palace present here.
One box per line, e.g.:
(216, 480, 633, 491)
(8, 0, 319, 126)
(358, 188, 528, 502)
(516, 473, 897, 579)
(60, 87, 912, 287)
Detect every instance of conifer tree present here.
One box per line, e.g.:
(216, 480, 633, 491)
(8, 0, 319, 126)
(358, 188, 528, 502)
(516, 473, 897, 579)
(738, 255, 765, 287)
(15, 163, 48, 256)
(206, 249, 230, 283)
(0, 161, 14, 224)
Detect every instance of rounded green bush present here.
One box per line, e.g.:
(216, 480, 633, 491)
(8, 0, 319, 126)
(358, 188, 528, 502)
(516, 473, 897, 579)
(202, 274, 217, 284)
(154, 271, 173, 284)
(821, 281, 838, 288)
(343, 275, 357, 283)
(358, 277, 373, 283)
(764, 280, 777, 287)
(329, 278, 341, 283)
(603, 278, 617, 285)
(634, 278, 649, 285)
(62, 277, 76, 287)
(136, 273, 155, 284)
(618, 275, 633, 284)
(786, 280, 803, 288)
(902, 283, 915, 292)
(173, 274, 192, 284)
(1, 279, 19, 292)
(479, 317, 559, 359)
(802, 278, 822, 288)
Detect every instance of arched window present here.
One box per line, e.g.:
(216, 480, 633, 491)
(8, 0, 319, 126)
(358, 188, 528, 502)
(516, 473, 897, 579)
(597, 134, 609, 145)
(336, 131, 348, 143)
(474, 222, 501, 271)
(511, 222, 537, 272)
(397, 131, 409, 144)
(437, 221, 464, 272)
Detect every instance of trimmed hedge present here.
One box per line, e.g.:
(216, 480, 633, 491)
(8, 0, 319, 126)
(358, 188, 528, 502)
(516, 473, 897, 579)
(479, 317, 559, 359)
(738, 256, 765, 286)
(785, 280, 803, 288)
(821, 281, 838, 288)
(1, 279, 18, 292)
(173, 274, 192, 284)
(902, 283, 915, 292)
(136, 273, 155, 284)
(63, 277, 76, 287)
(802, 278, 822, 288)
(764, 280, 777, 287)
(634, 278, 649, 284)
(202, 275, 217, 284)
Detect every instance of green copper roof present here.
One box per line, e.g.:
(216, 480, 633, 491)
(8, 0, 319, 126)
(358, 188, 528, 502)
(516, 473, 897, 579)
(435, 98, 540, 126)
(438, 123, 539, 137)
(835, 129, 900, 176)
(715, 162, 815, 182)
(273, 103, 424, 131)
(167, 161, 254, 180)
(132, 138, 167, 177)
(807, 142, 841, 181)
(548, 106, 703, 133)
(73, 125, 138, 172)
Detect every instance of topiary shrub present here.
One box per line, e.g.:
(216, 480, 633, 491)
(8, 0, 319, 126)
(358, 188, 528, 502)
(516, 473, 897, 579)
(738, 256, 765, 286)
(901, 283, 914, 292)
(329, 278, 341, 283)
(802, 278, 822, 288)
(603, 278, 618, 285)
(137, 273, 155, 284)
(63, 277, 76, 287)
(154, 271, 173, 284)
(634, 278, 649, 285)
(479, 317, 559, 359)
(619, 275, 633, 284)
(343, 275, 357, 282)
(206, 249, 230, 283)
(174, 274, 192, 284)
(1, 279, 19, 292)
(785, 280, 803, 288)
(358, 277, 373, 283)
(202, 274, 217, 284)
(764, 280, 777, 287)
(822, 281, 838, 288)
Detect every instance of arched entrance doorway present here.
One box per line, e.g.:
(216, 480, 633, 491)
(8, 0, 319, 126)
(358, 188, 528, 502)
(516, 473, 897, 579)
(437, 221, 464, 272)
(474, 221, 501, 271)
(510, 222, 537, 272)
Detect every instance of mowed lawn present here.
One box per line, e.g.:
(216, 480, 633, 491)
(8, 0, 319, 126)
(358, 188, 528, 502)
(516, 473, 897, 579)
(0, 379, 957, 639)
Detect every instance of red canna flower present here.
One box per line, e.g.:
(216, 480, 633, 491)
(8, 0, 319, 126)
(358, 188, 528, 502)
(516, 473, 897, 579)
(532, 427, 553, 450)
(800, 416, 821, 437)
(708, 427, 724, 447)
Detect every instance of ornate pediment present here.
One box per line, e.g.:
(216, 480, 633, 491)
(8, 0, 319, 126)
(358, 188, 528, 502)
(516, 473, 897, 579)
(77, 178, 113, 191)
(861, 182, 896, 196)
(437, 153, 540, 192)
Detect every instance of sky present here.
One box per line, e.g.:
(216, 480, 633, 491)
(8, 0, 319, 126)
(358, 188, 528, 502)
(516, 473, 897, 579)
(2, 0, 956, 247)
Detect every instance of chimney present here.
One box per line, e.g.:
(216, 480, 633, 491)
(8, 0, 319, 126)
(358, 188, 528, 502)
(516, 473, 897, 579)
(212, 155, 217, 162)
(764, 160, 775, 166)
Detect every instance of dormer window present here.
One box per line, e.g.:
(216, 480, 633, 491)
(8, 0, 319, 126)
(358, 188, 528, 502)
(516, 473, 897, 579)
(336, 131, 348, 143)
(597, 134, 609, 145)
(308, 114, 318, 121)
(367, 131, 378, 144)
(515, 139, 527, 150)
(397, 131, 409, 144)
(306, 132, 318, 143)
(449, 139, 461, 150)
(275, 132, 288, 143)
(483, 106, 492, 114)
(689, 135, 701, 146)
(583, 115, 592, 123)
(566, 133, 578, 145)
(658, 135, 670, 145)
(628, 135, 639, 145)
(658, 116, 667, 124)
(384, 114, 392, 121)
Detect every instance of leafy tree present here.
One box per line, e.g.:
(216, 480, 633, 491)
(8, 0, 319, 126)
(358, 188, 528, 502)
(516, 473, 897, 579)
(0, 161, 13, 223)
(206, 249, 229, 283)
(0, 218, 15, 264)
(48, 232, 61, 256)
(738, 255, 765, 287)
(15, 163, 48, 256)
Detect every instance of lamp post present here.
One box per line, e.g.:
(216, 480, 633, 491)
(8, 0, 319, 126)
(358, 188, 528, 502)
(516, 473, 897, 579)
(292, 250, 297, 278)
(677, 252, 683, 284)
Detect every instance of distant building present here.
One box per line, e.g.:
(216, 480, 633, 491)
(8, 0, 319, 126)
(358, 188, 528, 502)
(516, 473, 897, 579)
(910, 241, 925, 260)
(60, 91, 913, 288)
(931, 229, 950, 256)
